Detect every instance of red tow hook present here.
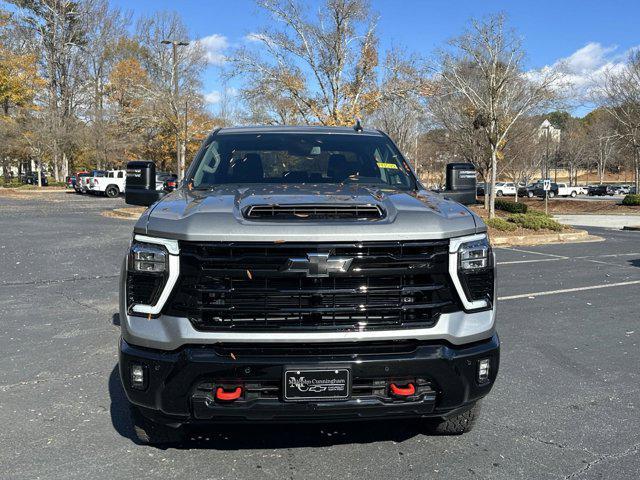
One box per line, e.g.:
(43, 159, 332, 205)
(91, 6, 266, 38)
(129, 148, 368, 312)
(215, 386, 243, 401)
(390, 383, 415, 397)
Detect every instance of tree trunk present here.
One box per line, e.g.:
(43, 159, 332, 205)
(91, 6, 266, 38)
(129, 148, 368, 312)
(483, 170, 490, 210)
(489, 149, 497, 219)
(634, 145, 639, 192)
(2, 157, 10, 183)
(62, 152, 69, 180)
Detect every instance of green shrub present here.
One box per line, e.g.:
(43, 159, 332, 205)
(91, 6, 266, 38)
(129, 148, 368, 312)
(495, 199, 528, 214)
(527, 209, 550, 217)
(507, 213, 564, 231)
(486, 217, 518, 232)
(1, 179, 22, 188)
(622, 194, 640, 206)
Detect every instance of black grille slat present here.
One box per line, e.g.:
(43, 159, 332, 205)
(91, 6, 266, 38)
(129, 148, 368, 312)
(245, 204, 384, 220)
(165, 241, 460, 332)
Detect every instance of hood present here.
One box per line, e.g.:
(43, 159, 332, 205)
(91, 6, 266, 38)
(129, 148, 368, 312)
(137, 184, 484, 242)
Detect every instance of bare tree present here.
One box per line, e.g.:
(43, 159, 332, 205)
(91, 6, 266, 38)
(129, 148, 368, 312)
(597, 51, 640, 191)
(499, 117, 543, 201)
(10, 0, 87, 181)
(556, 117, 589, 186)
(229, 0, 379, 125)
(79, 0, 129, 170)
(369, 50, 430, 164)
(433, 14, 560, 217)
(584, 110, 619, 184)
(140, 12, 205, 175)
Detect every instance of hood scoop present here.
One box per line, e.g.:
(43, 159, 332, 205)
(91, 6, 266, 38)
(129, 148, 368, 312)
(244, 203, 385, 220)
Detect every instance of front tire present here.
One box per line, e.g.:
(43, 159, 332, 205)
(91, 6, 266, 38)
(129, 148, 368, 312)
(496, 190, 503, 197)
(425, 402, 481, 435)
(547, 191, 555, 198)
(527, 191, 534, 198)
(130, 406, 185, 445)
(105, 185, 119, 198)
(570, 191, 577, 197)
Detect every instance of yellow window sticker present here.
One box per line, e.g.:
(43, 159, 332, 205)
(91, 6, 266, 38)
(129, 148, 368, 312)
(377, 162, 398, 169)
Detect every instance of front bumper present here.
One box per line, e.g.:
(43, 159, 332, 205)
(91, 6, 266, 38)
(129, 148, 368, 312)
(119, 334, 499, 425)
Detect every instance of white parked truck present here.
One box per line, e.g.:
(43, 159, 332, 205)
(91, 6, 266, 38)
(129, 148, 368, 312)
(556, 183, 584, 197)
(90, 170, 126, 197)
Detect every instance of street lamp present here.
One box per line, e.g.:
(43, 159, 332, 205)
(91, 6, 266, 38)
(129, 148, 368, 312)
(161, 39, 190, 180)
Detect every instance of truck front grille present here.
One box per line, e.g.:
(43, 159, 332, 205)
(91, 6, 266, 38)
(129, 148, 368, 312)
(164, 241, 460, 332)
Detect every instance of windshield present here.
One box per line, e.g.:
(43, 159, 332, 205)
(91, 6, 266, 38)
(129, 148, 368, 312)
(190, 133, 416, 190)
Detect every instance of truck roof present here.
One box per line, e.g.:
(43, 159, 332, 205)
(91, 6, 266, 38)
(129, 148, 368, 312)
(217, 125, 385, 137)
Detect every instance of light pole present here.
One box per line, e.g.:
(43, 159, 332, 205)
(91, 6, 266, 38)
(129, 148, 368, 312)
(161, 39, 189, 179)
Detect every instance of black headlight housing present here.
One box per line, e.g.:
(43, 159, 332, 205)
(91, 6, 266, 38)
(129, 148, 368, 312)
(126, 242, 169, 313)
(457, 237, 495, 305)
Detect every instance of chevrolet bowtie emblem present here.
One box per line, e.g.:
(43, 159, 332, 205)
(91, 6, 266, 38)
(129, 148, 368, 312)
(285, 253, 353, 278)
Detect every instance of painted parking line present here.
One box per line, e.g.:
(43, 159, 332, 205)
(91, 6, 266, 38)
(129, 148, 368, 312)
(497, 258, 563, 265)
(498, 280, 640, 301)
(497, 251, 640, 265)
(498, 247, 569, 259)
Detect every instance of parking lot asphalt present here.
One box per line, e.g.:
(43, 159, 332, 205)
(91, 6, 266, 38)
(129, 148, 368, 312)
(1, 192, 639, 480)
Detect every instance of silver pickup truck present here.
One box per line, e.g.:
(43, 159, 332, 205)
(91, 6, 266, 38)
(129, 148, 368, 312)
(119, 125, 499, 444)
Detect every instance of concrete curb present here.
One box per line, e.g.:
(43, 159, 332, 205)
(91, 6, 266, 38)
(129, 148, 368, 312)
(0, 187, 68, 194)
(491, 229, 601, 247)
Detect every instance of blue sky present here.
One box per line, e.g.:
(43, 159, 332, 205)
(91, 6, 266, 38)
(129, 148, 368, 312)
(111, 0, 640, 115)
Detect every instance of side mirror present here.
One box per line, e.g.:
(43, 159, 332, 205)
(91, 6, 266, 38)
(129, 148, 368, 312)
(125, 160, 165, 206)
(125, 189, 165, 207)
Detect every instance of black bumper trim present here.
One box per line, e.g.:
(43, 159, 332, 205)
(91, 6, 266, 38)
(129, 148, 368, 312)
(119, 334, 499, 424)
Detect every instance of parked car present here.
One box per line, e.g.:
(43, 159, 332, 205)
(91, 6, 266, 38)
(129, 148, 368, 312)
(556, 183, 581, 198)
(533, 182, 559, 198)
(82, 170, 107, 194)
(588, 184, 615, 196)
(119, 125, 499, 444)
(74, 172, 91, 193)
(21, 172, 48, 186)
(162, 174, 179, 192)
(89, 169, 126, 197)
(611, 185, 630, 195)
(155, 171, 176, 191)
(494, 182, 517, 196)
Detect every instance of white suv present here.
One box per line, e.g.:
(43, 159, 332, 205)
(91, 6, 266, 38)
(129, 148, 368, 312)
(494, 182, 517, 196)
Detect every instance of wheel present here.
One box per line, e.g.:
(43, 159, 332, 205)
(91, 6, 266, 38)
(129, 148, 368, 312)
(424, 402, 481, 435)
(496, 190, 503, 197)
(527, 191, 534, 198)
(570, 191, 577, 197)
(130, 406, 185, 445)
(547, 191, 555, 198)
(105, 185, 119, 198)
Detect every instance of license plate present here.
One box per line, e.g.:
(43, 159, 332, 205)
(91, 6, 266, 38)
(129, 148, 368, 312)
(284, 368, 351, 401)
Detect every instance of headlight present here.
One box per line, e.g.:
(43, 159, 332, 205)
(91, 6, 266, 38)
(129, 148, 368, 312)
(458, 238, 491, 270)
(129, 242, 167, 273)
(127, 241, 171, 315)
(450, 234, 495, 309)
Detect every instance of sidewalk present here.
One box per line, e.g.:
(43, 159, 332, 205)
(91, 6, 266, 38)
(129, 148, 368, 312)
(554, 214, 640, 229)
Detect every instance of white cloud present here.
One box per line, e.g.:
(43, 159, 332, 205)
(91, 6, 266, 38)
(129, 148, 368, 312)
(531, 42, 638, 99)
(204, 91, 222, 104)
(204, 88, 238, 105)
(197, 34, 229, 66)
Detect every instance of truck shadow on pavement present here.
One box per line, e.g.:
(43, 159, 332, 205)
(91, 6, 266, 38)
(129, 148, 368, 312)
(109, 366, 426, 450)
